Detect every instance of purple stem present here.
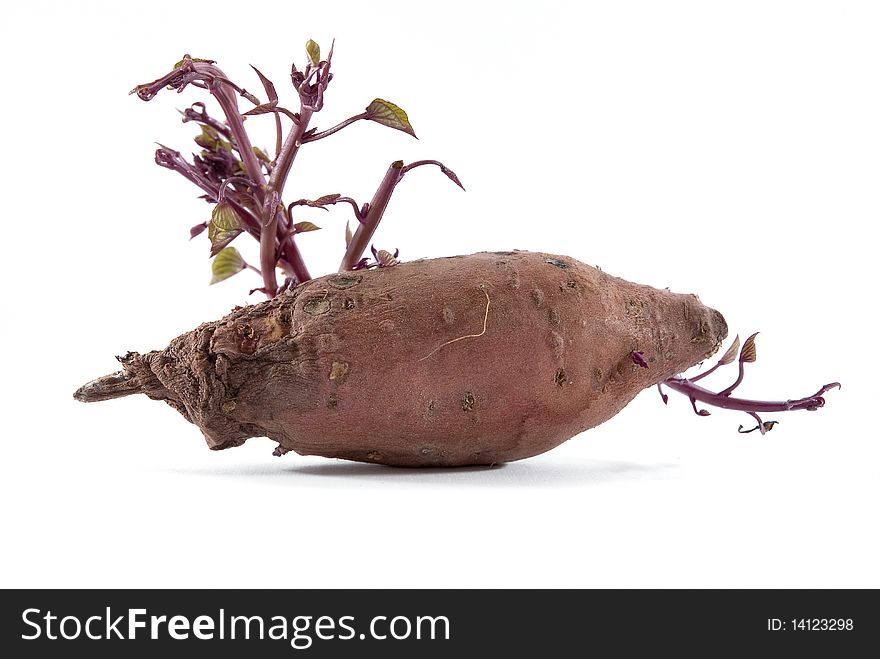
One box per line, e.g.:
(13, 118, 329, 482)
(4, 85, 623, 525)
(134, 56, 315, 295)
(339, 161, 404, 271)
(302, 112, 368, 143)
(288, 196, 363, 223)
(266, 107, 315, 291)
(267, 108, 313, 195)
(154, 146, 262, 237)
(661, 379, 840, 414)
(181, 103, 233, 142)
(195, 63, 263, 193)
(338, 159, 465, 271)
(689, 361, 723, 383)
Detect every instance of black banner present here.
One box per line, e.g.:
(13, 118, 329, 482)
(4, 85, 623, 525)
(1, 589, 876, 656)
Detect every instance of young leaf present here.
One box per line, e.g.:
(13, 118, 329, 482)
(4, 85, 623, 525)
(345, 220, 353, 247)
(189, 222, 208, 240)
(440, 166, 465, 190)
(208, 202, 243, 256)
(195, 125, 231, 152)
(365, 99, 417, 138)
(718, 335, 741, 366)
(250, 65, 278, 103)
(294, 221, 321, 233)
(172, 56, 214, 69)
(243, 102, 279, 117)
(740, 332, 759, 363)
(375, 249, 399, 267)
(210, 247, 246, 284)
(194, 125, 218, 150)
(289, 194, 342, 211)
(314, 193, 341, 206)
(253, 146, 271, 163)
(306, 39, 321, 67)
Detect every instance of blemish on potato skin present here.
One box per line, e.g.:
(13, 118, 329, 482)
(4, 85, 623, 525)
(495, 259, 520, 289)
(550, 331, 564, 357)
(442, 307, 456, 325)
(690, 318, 712, 343)
(461, 392, 476, 412)
(554, 367, 568, 387)
(378, 319, 395, 332)
(329, 361, 349, 384)
(549, 308, 560, 326)
(343, 297, 356, 310)
(303, 298, 331, 315)
(424, 398, 440, 421)
(221, 400, 236, 414)
(626, 298, 650, 324)
(327, 394, 339, 409)
(367, 451, 382, 462)
(544, 258, 570, 269)
(327, 274, 362, 289)
(531, 287, 544, 307)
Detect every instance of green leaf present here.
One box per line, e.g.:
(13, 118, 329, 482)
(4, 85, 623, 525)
(172, 56, 214, 69)
(253, 146, 271, 163)
(195, 125, 232, 152)
(194, 125, 219, 150)
(365, 99, 417, 138)
(210, 202, 240, 232)
(208, 202, 243, 256)
(306, 39, 321, 67)
(210, 247, 246, 285)
(293, 221, 321, 233)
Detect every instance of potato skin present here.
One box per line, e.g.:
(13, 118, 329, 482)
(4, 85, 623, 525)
(122, 251, 727, 466)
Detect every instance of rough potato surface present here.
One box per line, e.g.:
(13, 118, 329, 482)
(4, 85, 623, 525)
(91, 251, 728, 466)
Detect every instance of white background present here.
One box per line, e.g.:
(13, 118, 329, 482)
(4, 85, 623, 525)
(0, 1, 876, 588)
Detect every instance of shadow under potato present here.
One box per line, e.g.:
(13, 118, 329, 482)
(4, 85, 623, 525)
(164, 457, 675, 488)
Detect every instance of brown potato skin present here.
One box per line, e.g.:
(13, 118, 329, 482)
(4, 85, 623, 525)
(117, 251, 727, 466)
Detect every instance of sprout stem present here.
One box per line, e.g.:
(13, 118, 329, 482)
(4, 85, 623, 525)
(339, 161, 404, 271)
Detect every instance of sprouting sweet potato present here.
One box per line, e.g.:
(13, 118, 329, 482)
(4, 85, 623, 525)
(74, 47, 838, 466)
(75, 250, 728, 466)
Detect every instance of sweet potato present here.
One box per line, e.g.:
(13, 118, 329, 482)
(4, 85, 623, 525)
(75, 250, 728, 466)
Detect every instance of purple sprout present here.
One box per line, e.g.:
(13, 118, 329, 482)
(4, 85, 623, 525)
(130, 45, 463, 298)
(657, 333, 840, 434)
